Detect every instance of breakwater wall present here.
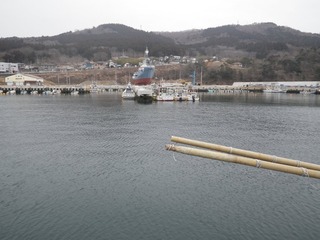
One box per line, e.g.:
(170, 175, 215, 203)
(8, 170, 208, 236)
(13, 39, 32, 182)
(0, 85, 126, 95)
(1, 84, 320, 95)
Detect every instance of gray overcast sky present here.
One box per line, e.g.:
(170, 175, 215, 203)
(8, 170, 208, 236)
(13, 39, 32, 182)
(1, 0, 319, 38)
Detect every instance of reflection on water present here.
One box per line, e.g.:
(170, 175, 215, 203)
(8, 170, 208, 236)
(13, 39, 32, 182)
(1, 92, 320, 240)
(201, 91, 320, 106)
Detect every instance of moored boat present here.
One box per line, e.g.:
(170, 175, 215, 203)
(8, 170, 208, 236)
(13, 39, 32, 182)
(186, 91, 200, 102)
(157, 88, 176, 101)
(135, 86, 154, 103)
(156, 86, 200, 102)
(263, 88, 286, 93)
(121, 82, 135, 99)
(132, 47, 155, 85)
(263, 84, 286, 93)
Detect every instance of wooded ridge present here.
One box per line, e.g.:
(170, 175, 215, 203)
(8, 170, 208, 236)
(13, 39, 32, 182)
(1, 22, 320, 84)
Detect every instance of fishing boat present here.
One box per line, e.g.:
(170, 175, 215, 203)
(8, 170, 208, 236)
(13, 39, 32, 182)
(132, 47, 155, 85)
(156, 86, 200, 102)
(263, 88, 286, 93)
(135, 86, 154, 104)
(186, 91, 200, 102)
(121, 82, 135, 99)
(156, 88, 176, 101)
(263, 83, 286, 93)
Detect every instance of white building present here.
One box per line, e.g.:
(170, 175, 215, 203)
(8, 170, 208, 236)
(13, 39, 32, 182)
(5, 74, 44, 86)
(0, 62, 19, 73)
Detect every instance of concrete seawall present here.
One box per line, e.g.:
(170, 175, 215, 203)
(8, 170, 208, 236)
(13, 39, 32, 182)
(1, 84, 320, 95)
(0, 84, 126, 94)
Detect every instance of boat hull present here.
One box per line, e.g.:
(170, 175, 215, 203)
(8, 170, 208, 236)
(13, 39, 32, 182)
(122, 82, 136, 99)
(132, 48, 155, 85)
(132, 65, 154, 85)
(122, 92, 135, 99)
(132, 77, 152, 85)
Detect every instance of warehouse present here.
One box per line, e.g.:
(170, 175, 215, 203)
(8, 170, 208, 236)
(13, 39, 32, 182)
(5, 73, 44, 86)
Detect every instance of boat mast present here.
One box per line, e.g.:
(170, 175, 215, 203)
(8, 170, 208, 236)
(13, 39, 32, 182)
(144, 47, 149, 58)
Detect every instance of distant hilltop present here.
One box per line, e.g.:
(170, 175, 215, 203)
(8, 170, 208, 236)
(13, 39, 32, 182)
(2, 22, 320, 58)
(1, 22, 320, 84)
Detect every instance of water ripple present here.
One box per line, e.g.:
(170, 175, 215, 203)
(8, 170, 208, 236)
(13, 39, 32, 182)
(1, 93, 320, 240)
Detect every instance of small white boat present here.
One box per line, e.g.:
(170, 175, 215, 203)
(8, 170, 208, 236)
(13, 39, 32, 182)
(263, 84, 286, 93)
(121, 82, 135, 99)
(156, 88, 175, 101)
(52, 89, 61, 95)
(7, 90, 16, 95)
(263, 88, 286, 93)
(157, 87, 200, 102)
(157, 92, 175, 101)
(301, 90, 316, 94)
(43, 90, 53, 95)
(187, 92, 200, 101)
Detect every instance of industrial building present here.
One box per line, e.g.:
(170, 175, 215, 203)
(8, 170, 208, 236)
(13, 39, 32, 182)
(5, 74, 44, 86)
(0, 62, 19, 73)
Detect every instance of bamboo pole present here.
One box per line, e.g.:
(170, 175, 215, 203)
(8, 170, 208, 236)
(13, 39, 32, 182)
(171, 136, 320, 171)
(165, 144, 320, 179)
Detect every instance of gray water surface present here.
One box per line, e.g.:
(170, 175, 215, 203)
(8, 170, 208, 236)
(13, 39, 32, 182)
(1, 92, 320, 240)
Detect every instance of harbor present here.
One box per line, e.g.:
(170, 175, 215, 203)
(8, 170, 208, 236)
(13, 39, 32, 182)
(2, 4, 320, 239)
(1, 82, 320, 97)
(1, 92, 320, 240)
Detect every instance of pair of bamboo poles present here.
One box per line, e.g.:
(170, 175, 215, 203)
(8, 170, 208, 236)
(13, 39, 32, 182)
(165, 136, 320, 180)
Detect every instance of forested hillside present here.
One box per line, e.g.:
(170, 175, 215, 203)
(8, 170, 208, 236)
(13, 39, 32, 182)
(1, 23, 320, 84)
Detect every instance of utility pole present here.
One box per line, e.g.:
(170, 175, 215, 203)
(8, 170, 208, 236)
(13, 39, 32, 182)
(200, 66, 203, 85)
(192, 70, 196, 85)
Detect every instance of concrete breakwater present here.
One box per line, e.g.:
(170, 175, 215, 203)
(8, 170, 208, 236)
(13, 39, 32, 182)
(1, 87, 90, 95)
(1, 84, 320, 95)
(0, 85, 126, 95)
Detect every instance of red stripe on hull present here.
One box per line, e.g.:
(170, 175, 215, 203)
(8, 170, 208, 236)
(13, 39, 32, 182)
(131, 78, 152, 85)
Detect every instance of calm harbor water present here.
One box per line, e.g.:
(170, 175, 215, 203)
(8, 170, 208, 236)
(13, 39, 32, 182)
(1, 92, 320, 240)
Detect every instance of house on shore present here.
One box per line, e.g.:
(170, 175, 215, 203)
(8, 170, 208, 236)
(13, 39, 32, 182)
(0, 62, 19, 73)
